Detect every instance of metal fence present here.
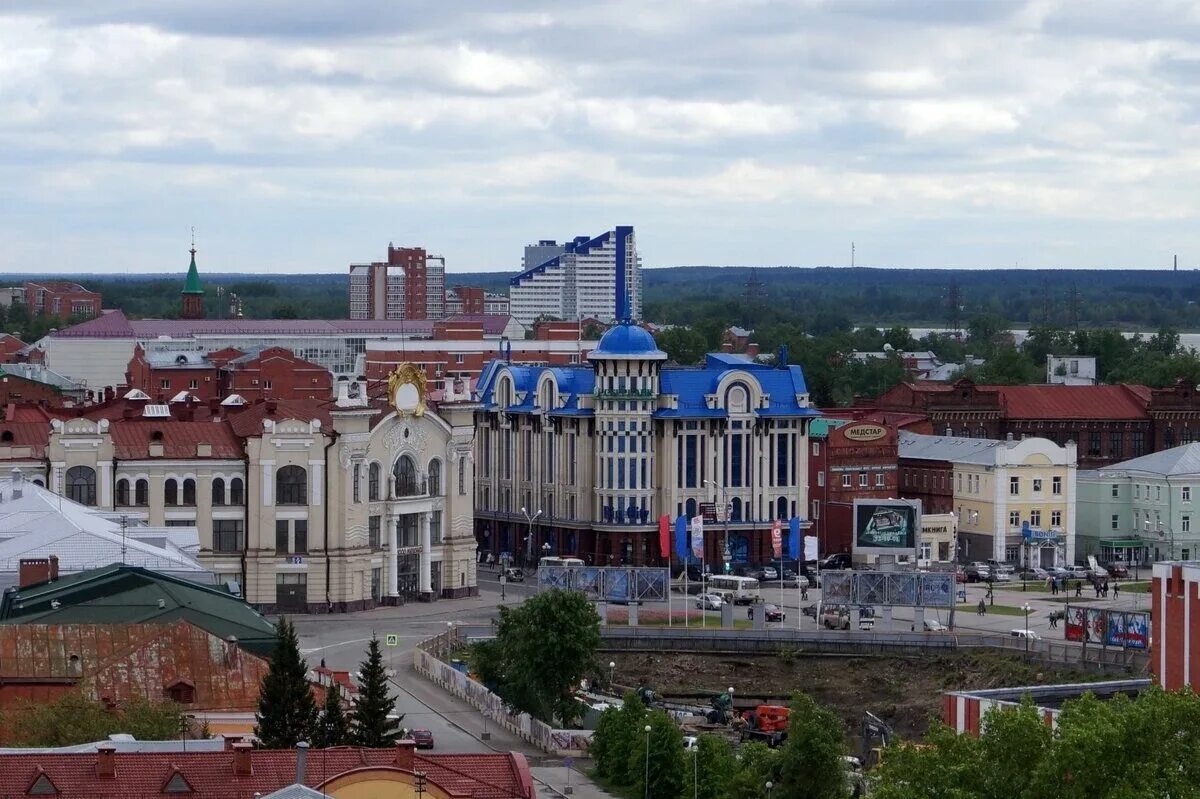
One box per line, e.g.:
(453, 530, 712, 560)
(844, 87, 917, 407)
(537, 566, 669, 603)
(822, 570, 955, 608)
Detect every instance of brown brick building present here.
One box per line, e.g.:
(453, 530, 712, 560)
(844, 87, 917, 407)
(125, 345, 332, 403)
(22, 281, 101, 319)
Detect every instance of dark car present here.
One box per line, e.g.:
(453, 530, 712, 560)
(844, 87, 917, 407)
(410, 729, 434, 749)
(763, 604, 786, 622)
(1104, 561, 1130, 578)
(820, 552, 852, 570)
(802, 604, 819, 619)
(501, 568, 524, 583)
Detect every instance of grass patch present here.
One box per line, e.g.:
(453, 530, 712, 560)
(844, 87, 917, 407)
(1118, 581, 1151, 593)
(957, 602, 1032, 617)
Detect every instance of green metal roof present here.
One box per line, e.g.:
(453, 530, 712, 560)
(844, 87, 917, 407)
(0, 565, 276, 655)
(1099, 538, 1146, 548)
(182, 248, 204, 295)
(808, 417, 851, 439)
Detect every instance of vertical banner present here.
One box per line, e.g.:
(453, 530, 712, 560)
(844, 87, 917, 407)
(1064, 606, 1085, 642)
(690, 516, 704, 559)
(1085, 607, 1106, 644)
(674, 516, 689, 561)
(804, 535, 819, 563)
(658, 515, 670, 559)
(788, 516, 802, 560)
(771, 520, 783, 559)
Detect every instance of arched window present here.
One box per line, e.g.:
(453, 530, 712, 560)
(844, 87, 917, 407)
(115, 478, 130, 507)
(428, 459, 442, 496)
(230, 477, 244, 505)
(135, 479, 148, 506)
(66, 466, 96, 506)
(730, 497, 742, 522)
(368, 462, 381, 501)
(393, 455, 418, 497)
(212, 477, 226, 506)
(276, 465, 307, 505)
(182, 478, 196, 506)
(685, 498, 697, 518)
(164, 478, 178, 506)
(777, 496, 788, 521)
(725, 384, 749, 414)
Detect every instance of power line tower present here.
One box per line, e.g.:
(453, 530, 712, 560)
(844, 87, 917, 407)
(944, 278, 963, 340)
(743, 268, 764, 328)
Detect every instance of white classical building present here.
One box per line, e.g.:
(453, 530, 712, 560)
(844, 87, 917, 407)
(0, 368, 478, 612)
(508, 227, 642, 325)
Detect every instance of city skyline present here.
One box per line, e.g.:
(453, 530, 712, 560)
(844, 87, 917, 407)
(4, 2, 1200, 274)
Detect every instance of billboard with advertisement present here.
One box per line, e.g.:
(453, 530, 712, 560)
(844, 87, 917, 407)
(1085, 608, 1106, 644)
(1065, 606, 1086, 642)
(1124, 612, 1149, 649)
(853, 499, 920, 556)
(1064, 607, 1147, 649)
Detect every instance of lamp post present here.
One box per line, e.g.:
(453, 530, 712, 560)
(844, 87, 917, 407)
(521, 506, 542, 568)
(691, 748, 699, 799)
(609, 661, 616, 690)
(1022, 602, 1032, 656)
(704, 480, 732, 572)
(644, 724, 652, 799)
(766, 781, 774, 798)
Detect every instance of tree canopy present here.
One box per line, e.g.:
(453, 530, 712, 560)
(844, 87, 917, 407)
(0, 693, 187, 747)
(254, 617, 319, 748)
(351, 635, 402, 747)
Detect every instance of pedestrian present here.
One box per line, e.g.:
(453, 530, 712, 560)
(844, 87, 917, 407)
(1095, 581, 1101, 599)
(801, 584, 809, 601)
(978, 598, 987, 616)
(1114, 582, 1120, 599)
(1075, 581, 1082, 598)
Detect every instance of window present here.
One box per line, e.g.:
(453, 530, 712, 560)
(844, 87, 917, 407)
(841, 474, 851, 488)
(458, 457, 466, 496)
(1030, 509, 1041, 527)
(817, 471, 825, 487)
(368, 462, 381, 501)
(353, 463, 361, 503)
(212, 477, 225, 505)
(1051, 510, 1061, 527)
(859, 473, 868, 488)
(1109, 432, 1122, 459)
(1112, 514, 1120, 530)
(1155, 485, 1162, 501)
(812, 442, 820, 456)
(1111, 483, 1119, 499)
(66, 466, 97, 506)
(920, 542, 931, 561)
(276, 465, 307, 505)
(135, 478, 148, 506)
(115, 478, 130, 507)
(188, 379, 198, 390)
(369, 515, 381, 550)
(276, 520, 289, 554)
(875, 473, 885, 487)
(455, 353, 465, 364)
(230, 477, 244, 505)
(264, 379, 273, 391)
(164, 478, 179, 506)
(1135, 484, 1141, 499)
(1009, 476, 1019, 495)
(393, 455, 419, 497)
(1088, 432, 1101, 458)
(1032, 478, 1043, 493)
(431, 510, 443, 545)
(213, 520, 243, 553)
(1133, 431, 1146, 457)
(428, 459, 442, 496)
(1184, 515, 1192, 534)
(1186, 486, 1193, 502)
(182, 478, 196, 506)
(1052, 476, 1062, 495)
(1185, 548, 1193, 561)
(1009, 511, 1020, 527)
(160, 379, 170, 390)
(294, 520, 308, 554)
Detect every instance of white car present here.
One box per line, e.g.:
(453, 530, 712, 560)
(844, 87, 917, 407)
(761, 566, 779, 580)
(923, 619, 949, 632)
(1010, 628, 1041, 641)
(695, 593, 724, 611)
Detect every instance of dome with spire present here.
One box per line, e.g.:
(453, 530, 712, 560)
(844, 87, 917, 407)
(589, 322, 667, 361)
(183, 247, 204, 295)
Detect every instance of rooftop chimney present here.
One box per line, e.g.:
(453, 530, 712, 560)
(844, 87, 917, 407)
(223, 735, 243, 752)
(394, 739, 416, 771)
(295, 742, 309, 785)
(232, 742, 253, 776)
(49, 555, 58, 582)
(10, 467, 22, 499)
(97, 744, 116, 778)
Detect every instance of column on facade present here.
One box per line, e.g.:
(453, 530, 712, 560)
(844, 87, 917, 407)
(993, 464, 1009, 563)
(98, 462, 112, 509)
(387, 513, 399, 597)
(419, 512, 433, 594)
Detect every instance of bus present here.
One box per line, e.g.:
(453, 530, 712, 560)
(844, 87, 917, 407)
(704, 575, 761, 606)
(538, 556, 586, 569)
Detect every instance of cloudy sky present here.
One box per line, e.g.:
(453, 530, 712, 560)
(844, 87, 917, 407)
(4, 1, 1200, 274)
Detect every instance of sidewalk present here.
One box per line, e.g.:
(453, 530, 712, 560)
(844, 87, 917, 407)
(531, 766, 616, 798)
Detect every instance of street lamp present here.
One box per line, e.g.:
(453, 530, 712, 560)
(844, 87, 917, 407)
(609, 661, 616, 689)
(766, 781, 774, 797)
(691, 748, 699, 799)
(1022, 602, 1032, 656)
(521, 506, 542, 567)
(704, 480, 732, 572)
(644, 724, 653, 799)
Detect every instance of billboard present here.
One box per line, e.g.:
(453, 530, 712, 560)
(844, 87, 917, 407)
(817, 570, 954, 608)
(1065, 607, 1148, 649)
(853, 499, 920, 556)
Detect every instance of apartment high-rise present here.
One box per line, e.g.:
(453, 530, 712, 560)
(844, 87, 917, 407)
(508, 227, 641, 326)
(348, 245, 447, 321)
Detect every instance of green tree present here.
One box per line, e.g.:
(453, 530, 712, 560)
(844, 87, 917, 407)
(655, 326, 708, 364)
(775, 693, 849, 799)
(5, 693, 187, 747)
(871, 724, 983, 799)
(315, 682, 350, 747)
(684, 734, 738, 799)
(472, 589, 600, 726)
(255, 617, 318, 748)
(273, 303, 300, 319)
(351, 635, 401, 747)
(590, 692, 646, 783)
(728, 741, 780, 799)
(627, 710, 686, 799)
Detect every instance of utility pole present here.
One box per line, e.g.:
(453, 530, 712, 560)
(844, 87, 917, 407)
(851, 242, 856, 268)
(944, 279, 963, 340)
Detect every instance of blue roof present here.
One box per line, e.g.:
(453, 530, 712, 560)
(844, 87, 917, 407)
(590, 323, 666, 359)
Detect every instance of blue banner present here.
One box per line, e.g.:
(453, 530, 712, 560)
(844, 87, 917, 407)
(788, 516, 801, 560)
(675, 515, 690, 561)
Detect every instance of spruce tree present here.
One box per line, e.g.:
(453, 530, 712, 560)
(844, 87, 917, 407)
(254, 617, 319, 748)
(315, 683, 349, 747)
(351, 635, 402, 747)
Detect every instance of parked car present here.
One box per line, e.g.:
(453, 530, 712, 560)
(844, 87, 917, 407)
(1104, 561, 1130, 578)
(802, 604, 819, 619)
(990, 565, 1015, 583)
(923, 619, 950, 632)
(820, 552, 853, 570)
(955, 567, 967, 584)
(964, 562, 991, 582)
(821, 606, 852, 630)
(1087, 565, 1109, 581)
(1064, 565, 1089, 579)
(1019, 566, 1049, 580)
(763, 604, 786, 622)
(501, 568, 524, 583)
(761, 566, 779, 581)
(695, 593, 724, 611)
(1010, 628, 1041, 641)
(411, 729, 435, 749)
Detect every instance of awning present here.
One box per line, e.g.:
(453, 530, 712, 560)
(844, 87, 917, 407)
(1100, 538, 1146, 548)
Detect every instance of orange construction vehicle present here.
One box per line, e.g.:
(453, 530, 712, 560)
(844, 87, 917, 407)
(738, 704, 790, 748)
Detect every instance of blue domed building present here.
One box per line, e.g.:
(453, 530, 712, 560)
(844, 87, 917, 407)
(473, 318, 820, 569)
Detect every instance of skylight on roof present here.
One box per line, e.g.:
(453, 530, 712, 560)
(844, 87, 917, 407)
(143, 404, 171, 418)
(123, 388, 151, 401)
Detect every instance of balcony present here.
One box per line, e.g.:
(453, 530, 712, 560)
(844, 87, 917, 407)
(390, 476, 428, 500)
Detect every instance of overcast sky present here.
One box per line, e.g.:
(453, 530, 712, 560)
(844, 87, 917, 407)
(4, 1, 1200, 275)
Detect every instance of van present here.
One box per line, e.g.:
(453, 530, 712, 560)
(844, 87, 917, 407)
(1010, 628, 1041, 641)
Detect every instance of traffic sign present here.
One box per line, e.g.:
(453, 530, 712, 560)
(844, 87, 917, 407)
(385, 634, 399, 647)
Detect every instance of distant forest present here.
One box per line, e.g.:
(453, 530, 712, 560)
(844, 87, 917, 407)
(5, 266, 1200, 335)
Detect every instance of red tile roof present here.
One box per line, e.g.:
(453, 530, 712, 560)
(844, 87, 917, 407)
(0, 622, 268, 713)
(995, 384, 1148, 420)
(0, 421, 50, 458)
(0, 748, 535, 798)
(109, 420, 243, 459)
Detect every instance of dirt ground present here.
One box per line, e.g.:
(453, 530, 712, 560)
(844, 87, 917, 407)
(612, 650, 1121, 740)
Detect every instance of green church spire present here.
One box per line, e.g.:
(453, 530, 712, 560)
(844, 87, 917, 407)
(183, 246, 204, 295)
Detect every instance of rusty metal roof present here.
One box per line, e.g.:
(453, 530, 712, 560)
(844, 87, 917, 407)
(0, 621, 268, 712)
